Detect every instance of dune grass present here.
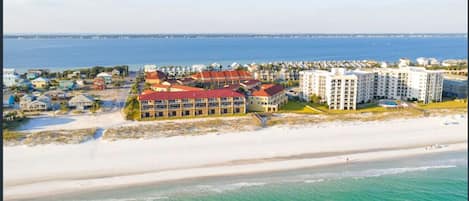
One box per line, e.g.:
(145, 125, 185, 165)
(279, 101, 322, 114)
(417, 99, 467, 109)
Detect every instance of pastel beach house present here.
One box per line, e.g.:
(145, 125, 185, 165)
(31, 77, 50, 89)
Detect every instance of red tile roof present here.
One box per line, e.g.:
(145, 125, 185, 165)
(139, 89, 245, 101)
(145, 71, 167, 80)
(170, 85, 204, 91)
(241, 79, 261, 87)
(191, 70, 252, 82)
(251, 84, 285, 97)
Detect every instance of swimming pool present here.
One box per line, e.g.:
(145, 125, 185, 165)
(379, 100, 399, 107)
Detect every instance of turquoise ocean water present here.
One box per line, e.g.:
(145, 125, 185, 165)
(34, 151, 467, 201)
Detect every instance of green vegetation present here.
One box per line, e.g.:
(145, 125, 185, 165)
(279, 101, 321, 114)
(417, 99, 467, 109)
(3, 129, 26, 141)
(60, 102, 69, 112)
(90, 100, 102, 113)
(124, 95, 141, 120)
(61, 65, 129, 79)
(309, 95, 322, 104)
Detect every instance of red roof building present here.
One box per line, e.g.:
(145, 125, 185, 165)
(139, 89, 244, 101)
(247, 84, 288, 112)
(138, 89, 246, 119)
(145, 71, 167, 84)
(251, 84, 285, 97)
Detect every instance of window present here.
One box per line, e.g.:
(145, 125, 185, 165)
(158, 112, 163, 117)
(235, 108, 240, 113)
(184, 110, 190, 116)
(222, 108, 228, 114)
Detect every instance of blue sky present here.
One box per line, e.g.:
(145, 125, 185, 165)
(4, 0, 467, 34)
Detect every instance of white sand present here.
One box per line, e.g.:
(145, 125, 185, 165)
(4, 114, 467, 200)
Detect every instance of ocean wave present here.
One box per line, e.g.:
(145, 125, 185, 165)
(304, 179, 325, 183)
(353, 165, 457, 179)
(195, 182, 267, 193)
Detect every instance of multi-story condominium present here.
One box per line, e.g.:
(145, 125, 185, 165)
(325, 69, 358, 110)
(405, 67, 444, 103)
(300, 67, 444, 110)
(191, 70, 253, 89)
(300, 68, 358, 110)
(299, 70, 329, 102)
(138, 89, 246, 120)
(354, 70, 374, 104)
(247, 84, 288, 112)
(3, 68, 19, 87)
(372, 67, 443, 103)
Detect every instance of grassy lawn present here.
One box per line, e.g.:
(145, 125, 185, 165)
(279, 101, 322, 114)
(417, 99, 467, 109)
(305, 102, 388, 114)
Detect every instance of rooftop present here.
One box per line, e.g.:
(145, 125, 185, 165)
(251, 84, 284, 97)
(191, 70, 252, 81)
(139, 89, 244, 101)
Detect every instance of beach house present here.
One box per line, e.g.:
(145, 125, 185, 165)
(68, 94, 95, 110)
(59, 80, 76, 90)
(31, 77, 50, 89)
(138, 89, 246, 120)
(19, 94, 51, 111)
(93, 77, 106, 90)
(3, 68, 19, 87)
(247, 84, 288, 112)
(96, 72, 113, 84)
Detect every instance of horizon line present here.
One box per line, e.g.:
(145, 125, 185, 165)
(4, 32, 468, 35)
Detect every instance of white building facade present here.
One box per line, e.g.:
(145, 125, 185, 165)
(300, 67, 444, 110)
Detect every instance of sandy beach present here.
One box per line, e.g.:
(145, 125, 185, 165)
(3, 113, 467, 200)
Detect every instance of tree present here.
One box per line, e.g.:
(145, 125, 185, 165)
(143, 82, 152, 90)
(124, 95, 140, 120)
(310, 94, 322, 104)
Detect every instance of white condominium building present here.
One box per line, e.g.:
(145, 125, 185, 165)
(300, 67, 444, 110)
(405, 67, 443, 103)
(372, 67, 443, 103)
(326, 68, 358, 110)
(300, 68, 358, 110)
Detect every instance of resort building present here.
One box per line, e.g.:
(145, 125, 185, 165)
(191, 70, 253, 88)
(145, 71, 167, 84)
(31, 77, 50, 89)
(247, 84, 288, 112)
(300, 67, 444, 110)
(3, 68, 19, 87)
(96, 72, 112, 84)
(138, 89, 246, 120)
(372, 67, 444, 103)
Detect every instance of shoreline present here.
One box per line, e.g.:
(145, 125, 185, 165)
(3, 114, 467, 200)
(4, 143, 467, 201)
